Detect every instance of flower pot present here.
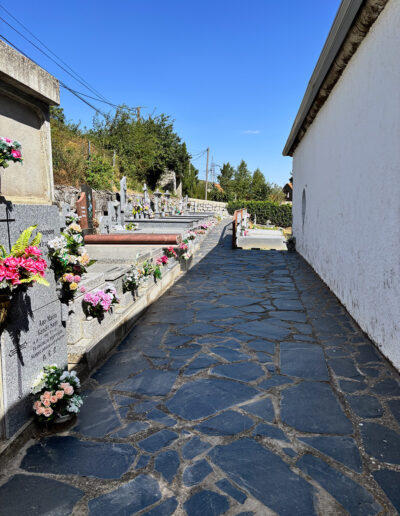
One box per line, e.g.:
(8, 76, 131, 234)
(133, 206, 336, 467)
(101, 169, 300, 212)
(0, 293, 10, 325)
(54, 413, 74, 424)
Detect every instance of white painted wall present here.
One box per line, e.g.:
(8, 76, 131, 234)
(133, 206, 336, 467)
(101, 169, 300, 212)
(292, 0, 400, 369)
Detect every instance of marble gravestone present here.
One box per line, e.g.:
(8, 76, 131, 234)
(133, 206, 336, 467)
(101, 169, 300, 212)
(76, 185, 96, 236)
(0, 40, 68, 441)
(0, 204, 67, 439)
(120, 177, 127, 212)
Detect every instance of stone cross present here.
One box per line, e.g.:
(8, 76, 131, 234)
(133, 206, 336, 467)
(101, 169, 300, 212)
(164, 190, 171, 214)
(120, 176, 127, 212)
(179, 197, 183, 214)
(126, 197, 133, 214)
(114, 200, 125, 229)
(107, 200, 117, 226)
(153, 190, 161, 216)
(99, 215, 109, 234)
(183, 195, 188, 213)
(143, 183, 150, 204)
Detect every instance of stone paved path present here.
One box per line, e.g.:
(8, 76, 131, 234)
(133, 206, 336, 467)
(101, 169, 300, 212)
(1, 221, 400, 515)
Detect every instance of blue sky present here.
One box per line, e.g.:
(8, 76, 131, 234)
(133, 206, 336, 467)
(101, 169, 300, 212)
(0, 0, 340, 185)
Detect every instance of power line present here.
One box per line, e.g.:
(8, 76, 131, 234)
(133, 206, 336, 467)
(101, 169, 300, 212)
(0, 32, 107, 115)
(0, 10, 110, 103)
(0, 3, 109, 103)
(190, 149, 207, 161)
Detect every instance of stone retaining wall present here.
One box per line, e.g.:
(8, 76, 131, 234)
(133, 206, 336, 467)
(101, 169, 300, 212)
(187, 198, 228, 216)
(54, 185, 229, 217)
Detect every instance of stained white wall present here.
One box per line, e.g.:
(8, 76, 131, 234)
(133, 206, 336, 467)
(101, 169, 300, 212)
(292, 0, 400, 369)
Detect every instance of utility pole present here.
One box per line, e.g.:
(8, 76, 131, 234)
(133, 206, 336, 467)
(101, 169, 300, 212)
(205, 147, 210, 200)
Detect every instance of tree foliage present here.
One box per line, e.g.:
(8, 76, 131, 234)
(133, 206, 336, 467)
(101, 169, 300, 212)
(89, 107, 190, 190)
(50, 105, 194, 192)
(251, 168, 271, 200)
(233, 160, 252, 200)
(183, 163, 199, 197)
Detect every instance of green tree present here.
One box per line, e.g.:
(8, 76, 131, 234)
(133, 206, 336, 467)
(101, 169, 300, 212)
(251, 168, 272, 200)
(194, 180, 206, 199)
(267, 182, 285, 203)
(182, 162, 199, 197)
(233, 160, 252, 200)
(217, 162, 235, 198)
(89, 107, 191, 190)
(209, 185, 229, 202)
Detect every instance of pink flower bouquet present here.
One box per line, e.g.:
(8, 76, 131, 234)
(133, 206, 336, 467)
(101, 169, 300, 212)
(164, 246, 178, 259)
(156, 255, 168, 266)
(31, 365, 82, 422)
(0, 136, 23, 169)
(0, 225, 49, 294)
(82, 284, 119, 319)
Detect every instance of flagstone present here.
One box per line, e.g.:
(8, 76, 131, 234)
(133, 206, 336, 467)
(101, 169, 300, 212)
(138, 430, 179, 453)
(209, 438, 315, 515)
(346, 395, 383, 418)
(242, 398, 275, 420)
(299, 436, 363, 472)
(0, 474, 84, 516)
(239, 320, 291, 340)
(212, 362, 265, 382)
(92, 353, 149, 385)
(372, 470, 400, 513)
(252, 423, 288, 441)
(281, 382, 353, 434)
(247, 340, 275, 354)
(117, 370, 178, 397)
(182, 436, 212, 459)
(360, 423, 400, 464)
(215, 478, 247, 504)
(195, 410, 254, 435)
(297, 455, 381, 515)
(184, 490, 230, 516)
(147, 408, 177, 427)
(166, 378, 258, 420)
(111, 421, 149, 438)
(88, 474, 161, 516)
(183, 459, 213, 486)
(21, 436, 136, 479)
(73, 389, 120, 437)
(154, 450, 180, 483)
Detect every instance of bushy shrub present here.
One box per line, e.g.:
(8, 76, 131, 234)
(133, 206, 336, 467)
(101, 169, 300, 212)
(227, 201, 292, 227)
(85, 156, 113, 190)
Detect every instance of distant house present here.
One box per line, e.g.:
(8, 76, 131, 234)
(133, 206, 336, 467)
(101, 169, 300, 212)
(283, 0, 399, 370)
(282, 180, 293, 202)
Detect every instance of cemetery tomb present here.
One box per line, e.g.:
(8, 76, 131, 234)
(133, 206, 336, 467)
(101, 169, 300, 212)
(0, 43, 68, 441)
